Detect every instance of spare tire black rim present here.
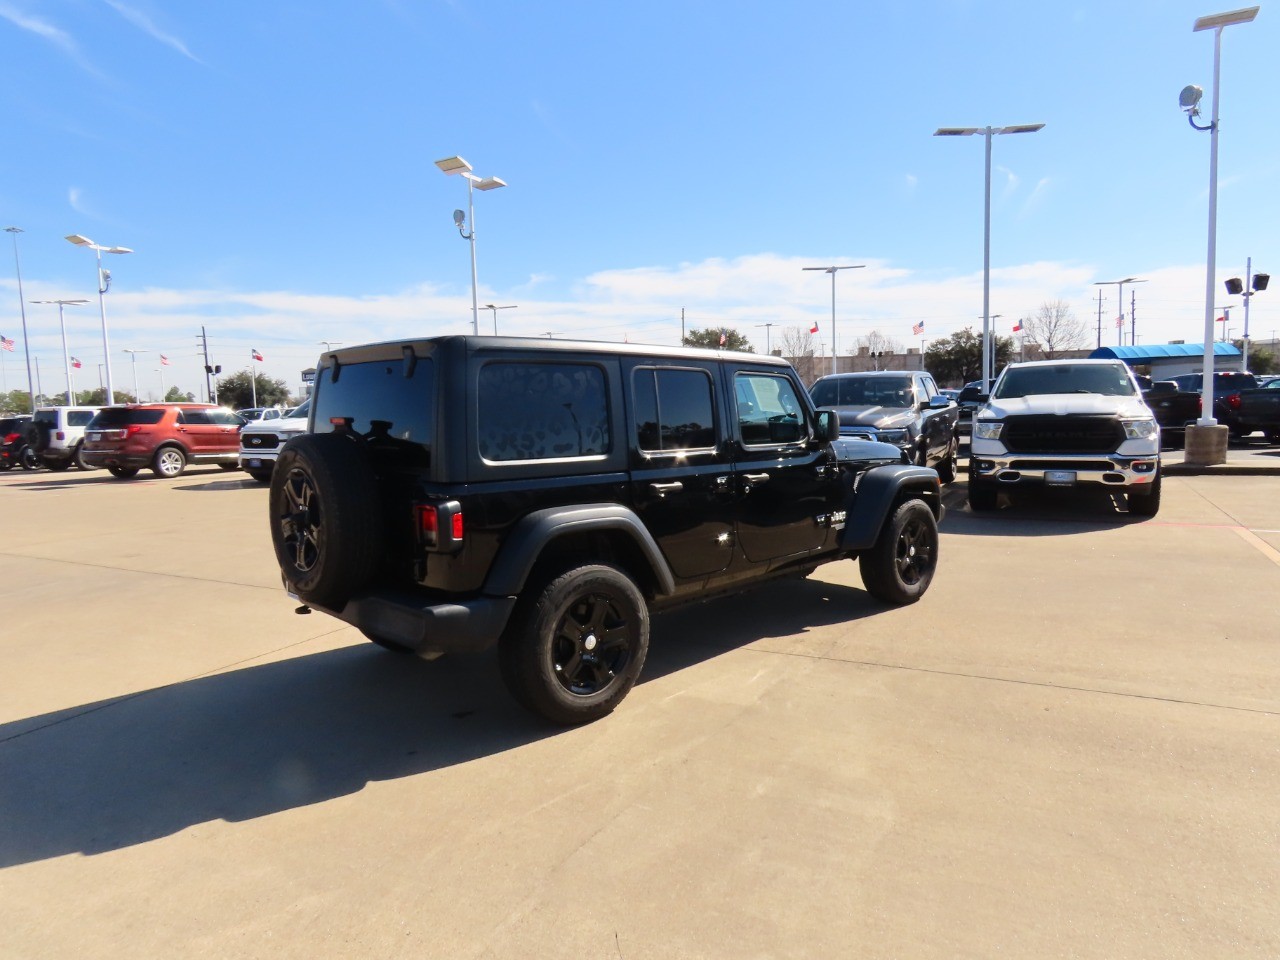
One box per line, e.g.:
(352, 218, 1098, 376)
(553, 591, 633, 697)
(280, 466, 323, 573)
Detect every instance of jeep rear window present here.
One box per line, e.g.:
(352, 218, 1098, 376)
(478, 361, 609, 462)
(89, 409, 165, 427)
(312, 358, 435, 454)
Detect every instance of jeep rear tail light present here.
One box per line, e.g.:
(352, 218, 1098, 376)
(416, 500, 464, 552)
(56, 430, 66, 441)
(1226, 392, 1242, 410)
(3, 432, 17, 444)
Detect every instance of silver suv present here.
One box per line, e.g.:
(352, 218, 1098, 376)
(30, 406, 102, 471)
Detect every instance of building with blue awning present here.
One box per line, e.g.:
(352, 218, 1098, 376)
(1088, 342, 1242, 379)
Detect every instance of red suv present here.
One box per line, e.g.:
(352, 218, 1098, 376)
(82, 404, 246, 479)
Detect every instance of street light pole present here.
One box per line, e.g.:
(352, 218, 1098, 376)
(755, 322, 775, 354)
(4, 227, 36, 413)
(66, 234, 133, 405)
(30, 299, 90, 404)
(436, 156, 507, 336)
(803, 264, 865, 376)
(483, 304, 517, 336)
(123, 349, 148, 402)
(934, 123, 1045, 387)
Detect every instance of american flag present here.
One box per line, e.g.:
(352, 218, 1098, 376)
(718, 330, 726, 347)
(252, 348, 264, 361)
(1, 334, 14, 352)
(160, 354, 170, 366)
(911, 320, 925, 336)
(1115, 316, 1123, 328)
(71, 357, 82, 369)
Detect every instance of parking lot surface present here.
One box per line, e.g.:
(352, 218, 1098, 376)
(2, 465, 1278, 958)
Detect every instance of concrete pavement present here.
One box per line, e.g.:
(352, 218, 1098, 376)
(1, 464, 1277, 958)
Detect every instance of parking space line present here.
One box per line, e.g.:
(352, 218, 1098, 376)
(1234, 527, 1280, 566)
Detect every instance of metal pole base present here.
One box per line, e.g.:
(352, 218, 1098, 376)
(1184, 423, 1229, 466)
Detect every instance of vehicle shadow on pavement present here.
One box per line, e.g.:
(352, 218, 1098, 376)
(3, 467, 233, 489)
(941, 483, 1148, 536)
(0, 644, 546, 868)
(644, 577, 882, 682)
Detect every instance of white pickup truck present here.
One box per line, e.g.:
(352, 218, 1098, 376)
(968, 359, 1161, 516)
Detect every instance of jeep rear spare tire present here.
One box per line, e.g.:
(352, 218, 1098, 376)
(500, 563, 649, 725)
(270, 433, 383, 608)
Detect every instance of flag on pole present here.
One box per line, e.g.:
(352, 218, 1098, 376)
(252, 349, 264, 361)
(71, 357, 82, 369)
(160, 354, 170, 366)
(912, 320, 925, 336)
(718, 330, 727, 347)
(1115, 316, 1123, 328)
(0, 335, 13, 352)
(809, 321, 819, 334)
(1012, 320, 1023, 333)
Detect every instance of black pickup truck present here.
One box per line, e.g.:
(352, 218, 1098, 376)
(1237, 379, 1280, 443)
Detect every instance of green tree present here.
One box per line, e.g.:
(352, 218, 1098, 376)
(164, 386, 197, 402)
(1234, 342, 1276, 375)
(2, 389, 33, 413)
(682, 327, 755, 353)
(74, 388, 137, 405)
(215, 370, 290, 410)
(924, 327, 1015, 386)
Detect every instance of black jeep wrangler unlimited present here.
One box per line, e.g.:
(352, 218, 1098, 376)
(270, 336, 943, 724)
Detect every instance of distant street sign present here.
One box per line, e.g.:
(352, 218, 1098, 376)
(301, 368, 316, 383)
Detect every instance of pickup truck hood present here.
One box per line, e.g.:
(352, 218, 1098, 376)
(981, 394, 1151, 420)
(241, 418, 309, 436)
(832, 406, 914, 429)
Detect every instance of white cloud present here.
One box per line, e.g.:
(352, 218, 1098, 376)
(0, 2, 102, 76)
(101, 0, 200, 62)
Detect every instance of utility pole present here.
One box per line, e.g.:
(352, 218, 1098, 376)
(200, 327, 213, 402)
(680, 307, 685, 345)
(1130, 289, 1138, 347)
(755, 322, 775, 354)
(1095, 290, 1105, 349)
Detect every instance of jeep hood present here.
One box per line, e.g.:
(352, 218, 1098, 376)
(981, 394, 1151, 419)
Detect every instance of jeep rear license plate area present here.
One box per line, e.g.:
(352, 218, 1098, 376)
(1045, 470, 1077, 486)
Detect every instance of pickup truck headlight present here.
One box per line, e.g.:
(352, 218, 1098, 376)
(973, 420, 1004, 440)
(1121, 418, 1158, 440)
(877, 428, 910, 445)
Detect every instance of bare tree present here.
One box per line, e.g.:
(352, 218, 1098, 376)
(1022, 300, 1088, 358)
(854, 330, 904, 356)
(779, 326, 819, 383)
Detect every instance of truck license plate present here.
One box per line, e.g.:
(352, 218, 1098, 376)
(248, 458, 262, 468)
(1045, 470, 1076, 486)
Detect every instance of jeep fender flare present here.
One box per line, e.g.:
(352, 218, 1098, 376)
(840, 464, 942, 552)
(483, 504, 676, 598)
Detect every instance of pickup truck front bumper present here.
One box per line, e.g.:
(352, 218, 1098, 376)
(969, 451, 1160, 488)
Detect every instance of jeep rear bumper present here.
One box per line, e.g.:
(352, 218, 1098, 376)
(290, 587, 517, 655)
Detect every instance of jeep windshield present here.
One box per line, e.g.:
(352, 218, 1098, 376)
(994, 364, 1137, 400)
(810, 376, 914, 408)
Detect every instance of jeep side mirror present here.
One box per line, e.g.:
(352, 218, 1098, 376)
(814, 408, 840, 442)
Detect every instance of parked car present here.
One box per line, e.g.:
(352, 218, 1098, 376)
(1142, 380, 1201, 447)
(1167, 372, 1260, 437)
(0, 415, 34, 471)
(28, 406, 102, 470)
(82, 403, 246, 479)
(807, 370, 959, 481)
(239, 399, 310, 482)
(238, 406, 287, 422)
(955, 379, 997, 437)
(270, 335, 944, 724)
(1237, 378, 1280, 444)
(969, 359, 1161, 516)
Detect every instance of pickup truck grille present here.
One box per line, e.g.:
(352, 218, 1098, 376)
(1001, 415, 1123, 454)
(241, 433, 282, 451)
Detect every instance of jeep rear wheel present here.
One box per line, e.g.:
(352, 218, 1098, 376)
(270, 433, 383, 608)
(500, 564, 649, 725)
(152, 446, 187, 478)
(859, 499, 938, 605)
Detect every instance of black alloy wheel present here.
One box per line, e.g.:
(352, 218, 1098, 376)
(500, 564, 650, 725)
(278, 465, 323, 578)
(859, 499, 939, 605)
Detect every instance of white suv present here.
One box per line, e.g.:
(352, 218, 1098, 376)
(30, 406, 102, 471)
(968, 360, 1161, 516)
(239, 400, 310, 482)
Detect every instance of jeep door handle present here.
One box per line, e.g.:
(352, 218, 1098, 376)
(649, 481, 684, 498)
(742, 473, 770, 485)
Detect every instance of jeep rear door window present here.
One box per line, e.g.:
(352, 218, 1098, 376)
(735, 373, 806, 446)
(633, 367, 716, 452)
(313, 358, 435, 451)
(478, 362, 609, 461)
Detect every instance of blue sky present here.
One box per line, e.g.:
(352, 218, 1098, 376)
(2, 0, 1277, 401)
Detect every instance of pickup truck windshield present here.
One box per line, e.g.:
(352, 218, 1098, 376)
(810, 375, 914, 408)
(994, 364, 1137, 399)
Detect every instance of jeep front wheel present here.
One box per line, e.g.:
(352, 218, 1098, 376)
(859, 499, 938, 605)
(500, 564, 649, 725)
(270, 433, 382, 608)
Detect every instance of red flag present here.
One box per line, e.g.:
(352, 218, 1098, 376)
(71, 356, 82, 369)
(160, 354, 170, 366)
(252, 349, 264, 361)
(809, 321, 819, 334)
